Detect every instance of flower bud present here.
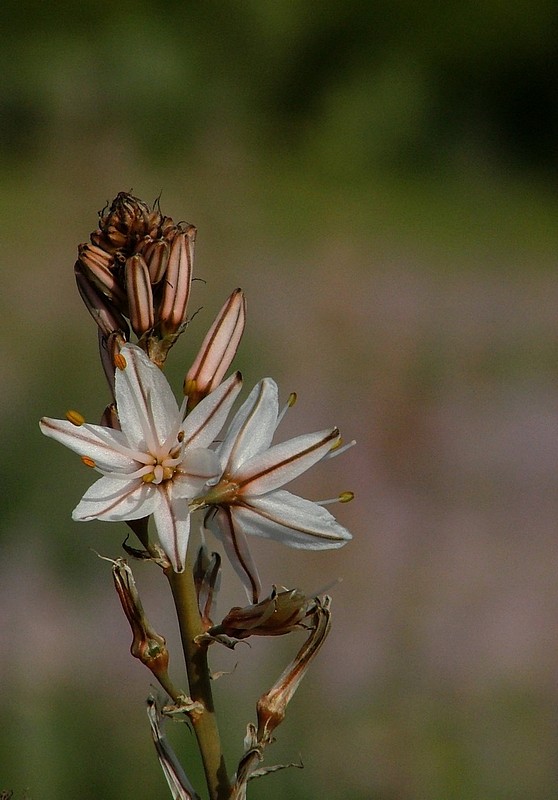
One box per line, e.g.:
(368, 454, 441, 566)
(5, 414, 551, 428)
(75, 262, 130, 340)
(158, 227, 195, 335)
(141, 237, 170, 284)
(98, 329, 127, 397)
(77, 242, 126, 306)
(125, 253, 155, 336)
(184, 288, 246, 409)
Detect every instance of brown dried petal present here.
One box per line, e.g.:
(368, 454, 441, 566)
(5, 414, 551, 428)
(211, 588, 312, 640)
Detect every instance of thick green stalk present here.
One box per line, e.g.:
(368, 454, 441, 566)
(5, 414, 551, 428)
(166, 564, 231, 800)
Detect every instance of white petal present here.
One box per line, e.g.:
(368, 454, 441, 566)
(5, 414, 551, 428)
(116, 344, 181, 452)
(40, 417, 142, 472)
(72, 475, 157, 521)
(182, 372, 242, 449)
(152, 484, 191, 572)
(235, 428, 339, 495)
(233, 490, 352, 548)
(172, 448, 222, 498)
(217, 378, 278, 474)
(204, 506, 261, 602)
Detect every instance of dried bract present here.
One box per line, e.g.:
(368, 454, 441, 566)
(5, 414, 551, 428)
(112, 558, 170, 679)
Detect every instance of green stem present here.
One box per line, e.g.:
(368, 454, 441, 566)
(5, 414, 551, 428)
(166, 563, 231, 800)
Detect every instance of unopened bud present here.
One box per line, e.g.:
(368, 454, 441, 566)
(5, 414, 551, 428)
(158, 227, 195, 335)
(142, 237, 170, 284)
(100, 401, 119, 430)
(78, 242, 127, 307)
(75, 263, 130, 340)
(184, 288, 246, 408)
(125, 254, 155, 336)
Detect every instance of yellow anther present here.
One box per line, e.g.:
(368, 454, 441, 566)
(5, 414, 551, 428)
(142, 473, 155, 483)
(183, 377, 197, 397)
(114, 353, 127, 371)
(288, 392, 297, 407)
(81, 456, 96, 468)
(66, 409, 85, 426)
(338, 491, 354, 503)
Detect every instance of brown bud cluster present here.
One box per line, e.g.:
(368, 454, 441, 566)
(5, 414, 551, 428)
(75, 192, 196, 369)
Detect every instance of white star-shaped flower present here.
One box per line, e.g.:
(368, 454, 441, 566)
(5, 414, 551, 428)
(195, 378, 353, 601)
(40, 343, 242, 572)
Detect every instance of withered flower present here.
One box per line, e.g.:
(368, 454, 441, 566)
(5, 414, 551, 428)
(111, 558, 169, 678)
(208, 587, 314, 641)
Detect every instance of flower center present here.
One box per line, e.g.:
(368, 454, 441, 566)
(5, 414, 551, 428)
(197, 477, 239, 505)
(141, 458, 177, 485)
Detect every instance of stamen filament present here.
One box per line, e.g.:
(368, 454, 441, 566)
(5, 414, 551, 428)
(316, 491, 354, 506)
(324, 439, 356, 460)
(276, 392, 297, 429)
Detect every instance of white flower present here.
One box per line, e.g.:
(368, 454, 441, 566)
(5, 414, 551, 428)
(40, 343, 242, 572)
(195, 378, 352, 601)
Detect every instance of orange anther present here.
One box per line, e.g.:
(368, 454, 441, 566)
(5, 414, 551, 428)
(114, 353, 127, 370)
(66, 410, 85, 426)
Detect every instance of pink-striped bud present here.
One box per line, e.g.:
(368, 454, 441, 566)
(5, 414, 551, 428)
(184, 288, 246, 408)
(125, 254, 154, 336)
(78, 243, 127, 307)
(141, 237, 170, 284)
(158, 227, 195, 335)
(75, 262, 130, 339)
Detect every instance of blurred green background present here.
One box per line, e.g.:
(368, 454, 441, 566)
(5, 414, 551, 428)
(3, 1, 558, 797)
